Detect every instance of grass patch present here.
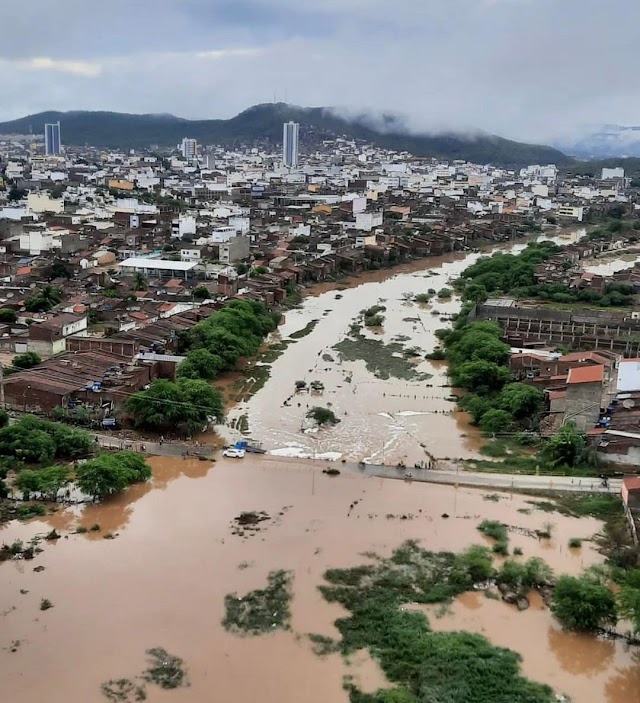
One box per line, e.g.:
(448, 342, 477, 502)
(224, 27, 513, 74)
(477, 519, 508, 543)
(317, 540, 555, 703)
(223, 570, 293, 635)
(289, 319, 319, 340)
(334, 332, 432, 382)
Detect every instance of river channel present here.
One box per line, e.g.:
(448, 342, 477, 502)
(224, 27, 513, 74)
(1, 454, 636, 703)
(226, 228, 586, 465)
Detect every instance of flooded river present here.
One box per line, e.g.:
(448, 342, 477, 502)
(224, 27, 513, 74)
(226, 229, 586, 465)
(2, 454, 633, 703)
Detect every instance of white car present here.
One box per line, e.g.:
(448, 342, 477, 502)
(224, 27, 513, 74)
(223, 448, 246, 459)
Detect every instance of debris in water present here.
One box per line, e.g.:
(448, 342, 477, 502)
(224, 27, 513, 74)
(40, 598, 53, 611)
(33, 565, 45, 573)
(100, 679, 147, 702)
(142, 648, 189, 690)
(223, 569, 293, 635)
(323, 468, 341, 476)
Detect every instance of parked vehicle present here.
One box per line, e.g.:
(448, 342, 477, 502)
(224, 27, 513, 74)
(223, 448, 246, 459)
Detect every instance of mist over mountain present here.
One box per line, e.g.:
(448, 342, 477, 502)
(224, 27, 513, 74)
(553, 125, 640, 159)
(0, 103, 571, 167)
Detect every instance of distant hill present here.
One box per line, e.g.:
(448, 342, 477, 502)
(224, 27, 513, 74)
(553, 125, 640, 159)
(0, 103, 572, 167)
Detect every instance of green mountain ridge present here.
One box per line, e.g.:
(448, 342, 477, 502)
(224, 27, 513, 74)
(0, 103, 571, 167)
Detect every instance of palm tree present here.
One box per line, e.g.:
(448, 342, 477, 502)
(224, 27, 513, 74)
(132, 272, 148, 292)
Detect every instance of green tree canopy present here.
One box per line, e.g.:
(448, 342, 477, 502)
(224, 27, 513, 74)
(498, 383, 545, 422)
(542, 423, 587, 468)
(176, 348, 225, 380)
(12, 351, 42, 370)
(479, 409, 513, 434)
(551, 575, 617, 631)
(76, 452, 151, 501)
(617, 568, 640, 634)
(24, 285, 62, 313)
(0, 416, 93, 464)
(126, 379, 224, 435)
(0, 308, 17, 324)
(452, 360, 511, 394)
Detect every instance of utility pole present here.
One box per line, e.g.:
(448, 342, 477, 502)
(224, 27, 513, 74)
(0, 363, 4, 411)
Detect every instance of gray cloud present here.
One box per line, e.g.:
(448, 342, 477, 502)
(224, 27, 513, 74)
(1, 0, 639, 142)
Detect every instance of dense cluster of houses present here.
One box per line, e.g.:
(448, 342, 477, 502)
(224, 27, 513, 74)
(0, 130, 639, 426)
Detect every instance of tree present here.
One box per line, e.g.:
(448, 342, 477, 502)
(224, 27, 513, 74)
(617, 568, 640, 634)
(177, 348, 225, 380)
(498, 383, 544, 422)
(15, 465, 70, 501)
(49, 184, 66, 199)
(0, 308, 17, 324)
(236, 262, 250, 275)
(8, 187, 27, 202)
(12, 352, 42, 370)
(127, 379, 224, 434)
(0, 415, 93, 463)
(76, 452, 151, 501)
(24, 285, 62, 313)
(437, 288, 452, 299)
(551, 575, 617, 631)
(453, 360, 511, 394)
(132, 272, 148, 291)
(479, 409, 513, 434)
(192, 286, 210, 299)
(542, 422, 586, 468)
(49, 260, 72, 280)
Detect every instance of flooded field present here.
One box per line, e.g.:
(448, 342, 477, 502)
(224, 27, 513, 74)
(225, 229, 586, 466)
(584, 251, 640, 276)
(0, 454, 625, 703)
(425, 591, 640, 703)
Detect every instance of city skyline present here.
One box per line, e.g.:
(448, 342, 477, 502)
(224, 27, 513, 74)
(1, 1, 639, 143)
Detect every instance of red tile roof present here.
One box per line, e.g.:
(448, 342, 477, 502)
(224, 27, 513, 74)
(567, 365, 604, 385)
(623, 476, 640, 491)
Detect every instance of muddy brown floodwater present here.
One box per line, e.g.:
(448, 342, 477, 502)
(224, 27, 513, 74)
(224, 229, 587, 466)
(1, 454, 635, 703)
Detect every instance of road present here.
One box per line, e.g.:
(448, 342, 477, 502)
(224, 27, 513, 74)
(94, 435, 622, 494)
(236, 453, 622, 494)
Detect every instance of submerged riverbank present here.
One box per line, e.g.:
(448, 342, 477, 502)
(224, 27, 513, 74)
(221, 228, 586, 465)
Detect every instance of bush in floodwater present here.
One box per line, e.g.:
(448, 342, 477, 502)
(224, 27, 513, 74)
(100, 679, 147, 702)
(319, 541, 556, 703)
(306, 406, 340, 427)
(551, 575, 617, 631)
(477, 519, 508, 543)
(142, 648, 189, 690)
(223, 570, 293, 635)
(569, 538, 582, 548)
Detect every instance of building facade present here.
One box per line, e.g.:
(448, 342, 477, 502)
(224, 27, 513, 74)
(44, 122, 62, 156)
(181, 138, 198, 159)
(282, 121, 299, 168)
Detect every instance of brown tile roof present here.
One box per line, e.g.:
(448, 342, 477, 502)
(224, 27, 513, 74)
(567, 365, 604, 385)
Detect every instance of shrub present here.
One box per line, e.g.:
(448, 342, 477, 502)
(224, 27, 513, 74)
(551, 575, 617, 631)
(306, 407, 340, 426)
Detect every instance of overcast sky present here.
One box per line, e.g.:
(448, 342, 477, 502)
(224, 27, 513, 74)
(1, 0, 639, 142)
